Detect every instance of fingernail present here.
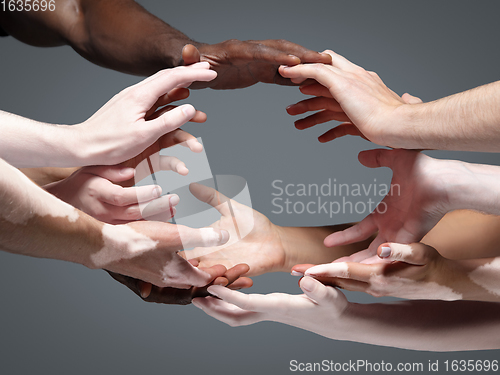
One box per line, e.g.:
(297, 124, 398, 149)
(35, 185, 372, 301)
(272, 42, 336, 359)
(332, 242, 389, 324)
(219, 230, 229, 244)
(380, 246, 391, 258)
(207, 286, 219, 297)
(191, 299, 202, 308)
(182, 105, 195, 117)
(301, 277, 315, 293)
(152, 186, 162, 198)
(120, 167, 135, 176)
(169, 194, 180, 206)
(291, 270, 304, 277)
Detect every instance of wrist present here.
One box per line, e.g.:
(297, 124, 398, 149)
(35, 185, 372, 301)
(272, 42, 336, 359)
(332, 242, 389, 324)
(274, 225, 297, 272)
(384, 103, 427, 149)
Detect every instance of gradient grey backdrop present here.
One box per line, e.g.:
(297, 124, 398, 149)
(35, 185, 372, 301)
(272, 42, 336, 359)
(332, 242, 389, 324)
(1, 1, 499, 374)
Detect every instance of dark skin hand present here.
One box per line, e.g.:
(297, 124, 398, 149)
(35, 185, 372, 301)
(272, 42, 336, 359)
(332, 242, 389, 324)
(182, 42, 332, 89)
(0, 0, 330, 88)
(108, 263, 253, 305)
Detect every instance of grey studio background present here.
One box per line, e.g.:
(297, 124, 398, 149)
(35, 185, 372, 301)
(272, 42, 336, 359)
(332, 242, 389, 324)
(1, 0, 499, 374)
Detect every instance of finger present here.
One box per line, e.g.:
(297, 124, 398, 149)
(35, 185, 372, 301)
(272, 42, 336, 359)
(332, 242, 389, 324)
(182, 44, 201, 65)
(294, 110, 351, 130)
(402, 92, 423, 104)
(286, 96, 343, 116)
(227, 277, 253, 290)
(83, 165, 136, 182)
(207, 285, 268, 312)
(192, 296, 262, 327)
(378, 242, 436, 265)
(176, 225, 230, 249)
(319, 123, 366, 143)
(148, 105, 208, 123)
(224, 263, 250, 284)
(299, 276, 342, 305)
(157, 129, 203, 153)
(358, 148, 396, 169)
(159, 154, 189, 175)
(135, 63, 216, 105)
(139, 280, 153, 299)
(306, 262, 385, 283)
(322, 49, 364, 72)
(257, 40, 331, 65)
(147, 103, 198, 135)
(279, 63, 343, 94)
(140, 194, 180, 219)
(334, 248, 376, 263)
(188, 182, 233, 217)
(290, 263, 316, 276)
(145, 87, 191, 119)
(97, 180, 164, 206)
(332, 278, 370, 293)
(299, 82, 333, 98)
(134, 154, 189, 183)
(324, 216, 377, 247)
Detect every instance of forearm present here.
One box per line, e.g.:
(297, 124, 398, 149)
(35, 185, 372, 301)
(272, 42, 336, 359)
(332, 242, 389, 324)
(424, 210, 500, 259)
(277, 224, 370, 270)
(21, 167, 79, 186)
(0, 110, 81, 167)
(402, 81, 500, 151)
(0, 158, 99, 267)
(72, 0, 198, 75)
(333, 300, 500, 351)
(0, 0, 197, 75)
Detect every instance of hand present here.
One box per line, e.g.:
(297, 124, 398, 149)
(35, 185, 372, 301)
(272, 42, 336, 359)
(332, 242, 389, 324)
(323, 149, 453, 262)
(73, 63, 216, 166)
(89, 220, 230, 288)
(181, 183, 288, 276)
(182, 41, 331, 90)
(192, 277, 349, 335)
(45, 121, 204, 224)
(294, 242, 463, 301)
(280, 50, 423, 147)
(44, 165, 180, 225)
(108, 263, 253, 305)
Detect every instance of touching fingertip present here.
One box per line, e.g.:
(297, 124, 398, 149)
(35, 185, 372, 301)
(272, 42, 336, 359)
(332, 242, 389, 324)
(220, 229, 230, 244)
(181, 104, 196, 117)
(300, 277, 316, 293)
(379, 245, 391, 258)
(169, 194, 180, 206)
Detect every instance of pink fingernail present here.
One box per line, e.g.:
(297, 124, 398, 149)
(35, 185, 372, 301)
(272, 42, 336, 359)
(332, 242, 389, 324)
(291, 271, 304, 277)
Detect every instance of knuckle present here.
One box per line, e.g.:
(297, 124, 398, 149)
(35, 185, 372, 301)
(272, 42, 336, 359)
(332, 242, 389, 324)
(110, 192, 126, 206)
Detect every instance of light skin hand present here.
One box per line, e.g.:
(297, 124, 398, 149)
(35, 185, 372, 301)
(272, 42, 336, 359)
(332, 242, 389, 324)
(193, 279, 500, 351)
(108, 263, 253, 305)
(0, 64, 216, 168)
(294, 242, 500, 302)
(182, 42, 332, 90)
(74, 63, 216, 166)
(181, 184, 367, 276)
(325, 148, 500, 262)
(287, 81, 422, 143)
(44, 101, 204, 225)
(323, 148, 452, 262)
(279, 49, 413, 147)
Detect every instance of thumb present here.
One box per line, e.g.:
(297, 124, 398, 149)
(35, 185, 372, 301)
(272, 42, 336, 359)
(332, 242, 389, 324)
(357, 148, 395, 169)
(83, 165, 136, 182)
(300, 276, 341, 305)
(402, 92, 423, 104)
(182, 44, 201, 66)
(378, 242, 437, 265)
